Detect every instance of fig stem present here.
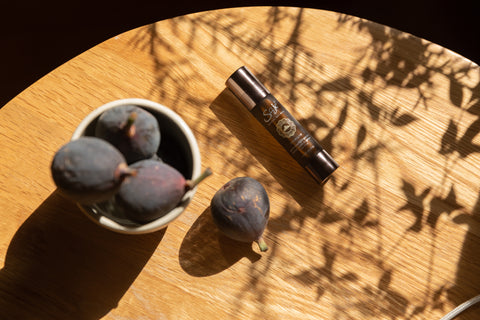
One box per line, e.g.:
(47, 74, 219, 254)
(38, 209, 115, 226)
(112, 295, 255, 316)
(256, 237, 268, 252)
(124, 112, 137, 138)
(186, 167, 213, 190)
(116, 163, 137, 180)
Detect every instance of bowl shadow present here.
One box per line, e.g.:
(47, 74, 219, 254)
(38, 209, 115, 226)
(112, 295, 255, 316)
(179, 207, 261, 277)
(0, 190, 165, 319)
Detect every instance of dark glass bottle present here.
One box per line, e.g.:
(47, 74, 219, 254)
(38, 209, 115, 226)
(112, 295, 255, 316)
(226, 66, 338, 184)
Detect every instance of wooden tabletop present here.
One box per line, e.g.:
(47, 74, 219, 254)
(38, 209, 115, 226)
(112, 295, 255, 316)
(1, 6, 480, 319)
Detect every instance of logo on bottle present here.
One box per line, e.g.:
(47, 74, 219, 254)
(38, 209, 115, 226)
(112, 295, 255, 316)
(262, 100, 279, 123)
(276, 118, 296, 138)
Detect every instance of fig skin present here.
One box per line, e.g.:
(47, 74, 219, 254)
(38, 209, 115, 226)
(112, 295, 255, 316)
(116, 160, 184, 223)
(51, 137, 134, 204)
(210, 177, 270, 252)
(116, 159, 212, 223)
(95, 105, 161, 164)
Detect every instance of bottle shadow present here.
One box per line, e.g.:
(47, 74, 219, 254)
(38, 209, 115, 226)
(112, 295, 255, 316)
(178, 207, 261, 277)
(209, 89, 326, 212)
(0, 190, 165, 319)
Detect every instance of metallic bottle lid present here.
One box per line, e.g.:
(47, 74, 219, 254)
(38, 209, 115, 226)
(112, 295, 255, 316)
(306, 149, 339, 184)
(226, 66, 270, 110)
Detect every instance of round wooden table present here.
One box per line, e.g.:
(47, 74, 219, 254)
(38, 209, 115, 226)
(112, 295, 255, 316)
(1, 6, 479, 319)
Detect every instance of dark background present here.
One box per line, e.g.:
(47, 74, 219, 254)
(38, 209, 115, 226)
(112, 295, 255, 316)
(1, 0, 478, 107)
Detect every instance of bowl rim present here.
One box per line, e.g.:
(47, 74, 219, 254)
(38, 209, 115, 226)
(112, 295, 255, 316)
(71, 98, 202, 234)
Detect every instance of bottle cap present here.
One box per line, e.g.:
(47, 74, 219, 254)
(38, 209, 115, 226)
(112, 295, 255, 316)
(226, 66, 270, 110)
(305, 149, 339, 184)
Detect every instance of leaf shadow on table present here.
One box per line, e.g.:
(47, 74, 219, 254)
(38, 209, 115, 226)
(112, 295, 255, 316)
(0, 190, 165, 320)
(130, 6, 480, 318)
(178, 206, 261, 277)
(208, 9, 480, 318)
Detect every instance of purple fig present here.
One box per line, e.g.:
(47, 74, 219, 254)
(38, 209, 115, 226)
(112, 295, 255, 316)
(210, 177, 270, 252)
(116, 159, 212, 223)
(95, 105, 160, 164)
(51, 137, 135, 204)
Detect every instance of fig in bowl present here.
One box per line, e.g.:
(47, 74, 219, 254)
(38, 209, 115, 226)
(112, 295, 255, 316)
(51, 98, 208, 234)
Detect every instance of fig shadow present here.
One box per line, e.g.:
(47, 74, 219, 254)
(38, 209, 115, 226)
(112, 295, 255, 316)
(0, 190, 165, 319)
(179, 207, 261, 277)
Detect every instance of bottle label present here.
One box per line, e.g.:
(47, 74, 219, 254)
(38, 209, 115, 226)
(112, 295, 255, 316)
(251, 95, 320, 165)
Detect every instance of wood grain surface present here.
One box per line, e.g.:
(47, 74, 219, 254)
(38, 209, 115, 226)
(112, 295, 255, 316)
(1, 6, 480, 319)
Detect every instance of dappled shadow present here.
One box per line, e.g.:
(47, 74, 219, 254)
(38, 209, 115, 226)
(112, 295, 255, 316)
(0, 191, 164, 319)
(128, 23, 214, 109)
(340, 16, 480, 318)
(126, 7, 480, 318)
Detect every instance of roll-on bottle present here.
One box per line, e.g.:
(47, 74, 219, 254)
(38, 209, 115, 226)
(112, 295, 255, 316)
(226, 66, 339, 184)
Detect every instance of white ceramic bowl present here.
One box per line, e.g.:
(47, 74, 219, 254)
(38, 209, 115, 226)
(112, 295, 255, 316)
(71, 98, 201, 234)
